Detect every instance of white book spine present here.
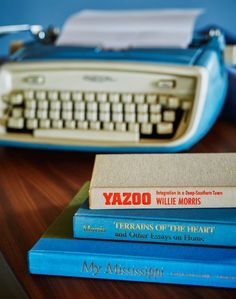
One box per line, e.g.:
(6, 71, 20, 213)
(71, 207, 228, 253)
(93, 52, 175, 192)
(89, 187, 236, 209)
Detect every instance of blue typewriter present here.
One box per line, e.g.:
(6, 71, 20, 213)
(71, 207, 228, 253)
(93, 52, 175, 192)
(0, 25, 228, 152)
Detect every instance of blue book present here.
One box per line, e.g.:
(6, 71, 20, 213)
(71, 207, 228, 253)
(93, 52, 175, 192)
(74, 198, 236, 247)
(28, 182, 236, 288)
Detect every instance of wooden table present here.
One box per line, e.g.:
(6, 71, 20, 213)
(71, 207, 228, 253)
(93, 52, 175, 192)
(0, 119, 236, 299)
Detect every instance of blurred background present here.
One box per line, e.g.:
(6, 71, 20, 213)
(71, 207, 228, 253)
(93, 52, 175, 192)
(0, 0, 235, 55)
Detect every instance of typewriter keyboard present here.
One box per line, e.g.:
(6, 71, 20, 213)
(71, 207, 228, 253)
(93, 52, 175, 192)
(1, 90, 192, 142)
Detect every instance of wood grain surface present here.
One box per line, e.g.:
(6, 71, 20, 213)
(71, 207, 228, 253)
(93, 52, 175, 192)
(0, 119, 236, 299)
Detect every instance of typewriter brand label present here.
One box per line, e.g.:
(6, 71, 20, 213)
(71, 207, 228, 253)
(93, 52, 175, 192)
(83, 75, 115, 82)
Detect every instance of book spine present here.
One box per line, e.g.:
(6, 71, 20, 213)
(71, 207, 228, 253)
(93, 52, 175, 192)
(73, 215, 236, 247)
(29, 240, 236, 288)
(89, 187, 236, 209)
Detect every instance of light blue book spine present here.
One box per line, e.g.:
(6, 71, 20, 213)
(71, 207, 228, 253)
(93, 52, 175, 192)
(73, 216, 236, 247)
(29, 238, 236, 288)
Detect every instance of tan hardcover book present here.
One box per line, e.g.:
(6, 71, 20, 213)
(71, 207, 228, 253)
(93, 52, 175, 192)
(89, 153, 236, 209)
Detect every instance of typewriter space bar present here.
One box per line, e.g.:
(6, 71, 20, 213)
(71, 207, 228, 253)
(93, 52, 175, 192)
(34, 129, 140, 142)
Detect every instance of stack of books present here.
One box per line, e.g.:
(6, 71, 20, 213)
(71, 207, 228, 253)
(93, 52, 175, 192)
(28, 153, 236, 288)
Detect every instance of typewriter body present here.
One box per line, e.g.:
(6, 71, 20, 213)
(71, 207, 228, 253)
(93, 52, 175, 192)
(0, 32, 228, 152)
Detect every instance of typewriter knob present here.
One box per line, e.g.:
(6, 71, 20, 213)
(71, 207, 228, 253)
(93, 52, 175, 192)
(38, 26, 60, 44)
(208, 28, 222, 38)
(9, 40, 25, 55)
